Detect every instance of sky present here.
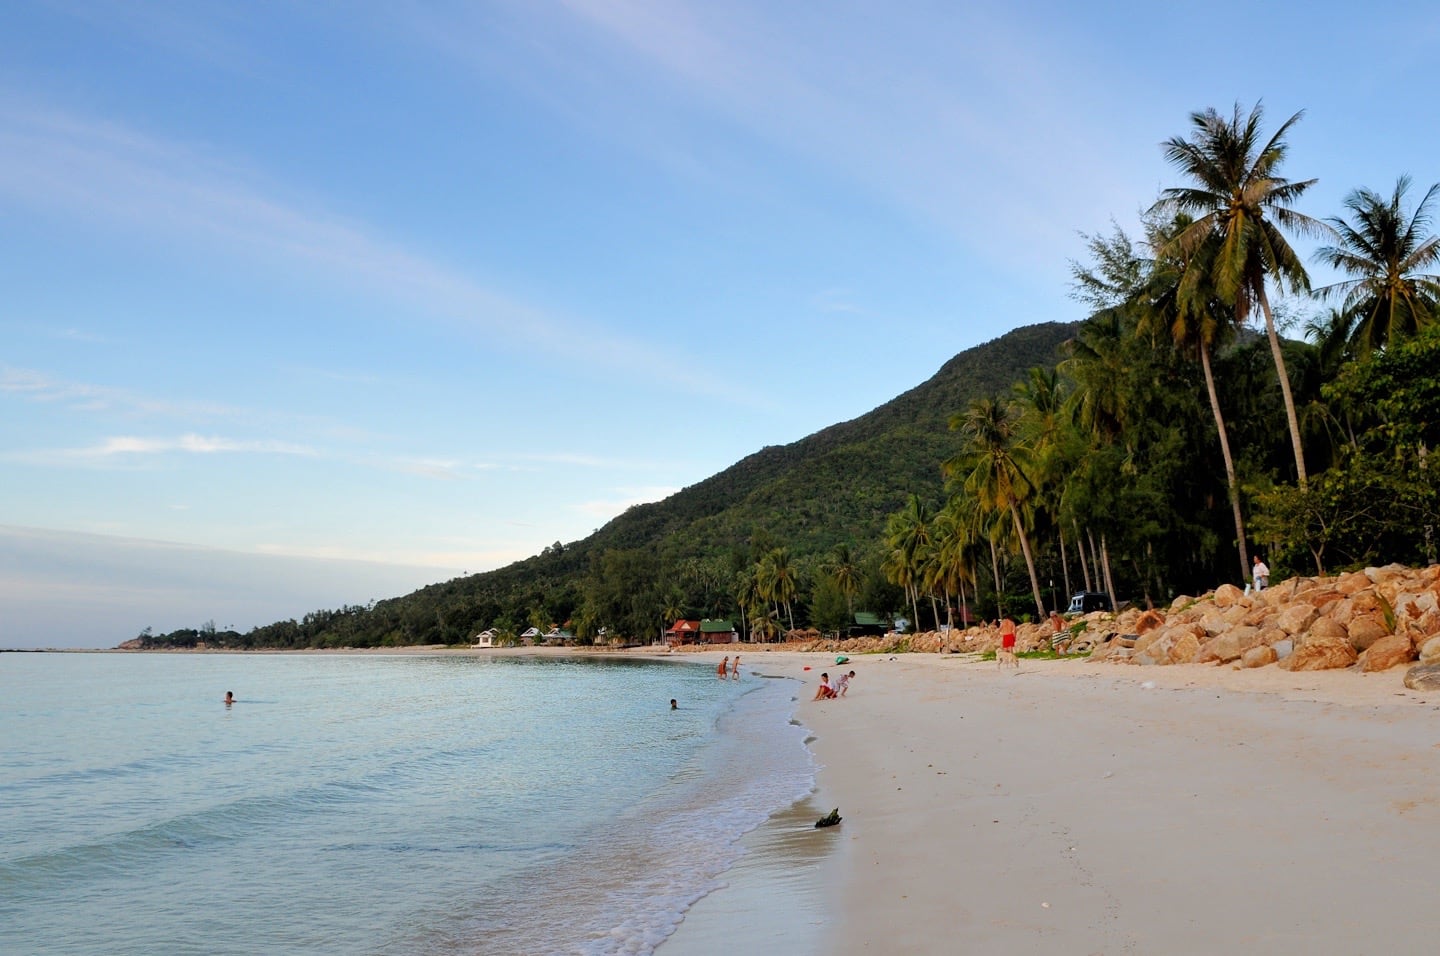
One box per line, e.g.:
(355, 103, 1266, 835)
(4, 1, 1439, 648)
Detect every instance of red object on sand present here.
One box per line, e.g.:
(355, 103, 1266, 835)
(803, 666, 811, 671)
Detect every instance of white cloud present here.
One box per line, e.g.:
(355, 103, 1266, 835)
(575, 485, 678, 518)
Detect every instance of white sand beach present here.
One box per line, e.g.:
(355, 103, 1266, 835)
(663, 649, 1440, 955)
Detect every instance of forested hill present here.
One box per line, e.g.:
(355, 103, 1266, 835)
(134, 321, 1076, 648)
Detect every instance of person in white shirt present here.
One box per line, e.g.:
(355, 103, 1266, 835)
(1252, 555, 1270, 591)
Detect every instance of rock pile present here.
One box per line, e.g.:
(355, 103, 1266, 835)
(1084, 564, 1440, 687)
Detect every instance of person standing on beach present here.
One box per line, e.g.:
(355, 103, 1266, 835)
(730, 655, 740, 680)
(1253, 555, 1270, 592)
(836, 670, 854, 696)
(999, 618, 1017, 669)
(718, 656, 729, 679)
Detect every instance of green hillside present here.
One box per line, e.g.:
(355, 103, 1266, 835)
(134, 322, 1076, 648)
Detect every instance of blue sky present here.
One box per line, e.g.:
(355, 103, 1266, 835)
(4, 1, 1438, 647)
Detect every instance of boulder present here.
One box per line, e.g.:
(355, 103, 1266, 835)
(1335, 570, 1372, 595)
(1272, 638, 1294, 660)
(1241, 645, 1278, 668)
(1305, 616, 1349, 645)
(1351, 591, 1381, 614)
(1365, 564, 1408, 585)
(1214, 583, 1245, 608)
(1327, 597, 1356, 627)
(1242, 606, 1275, 628)
(1347, 614, 1391, 652)
(1200, 610, 1230, 637)
(1361, 633, 1416, 672)
(1167, 629, 1203, 665)
(1169, 594, 1195, 612)
(1276, 604, 1319, 636)
(1197, 626, 1263, 664)
(1420, 634, 1440, 664)
(1278, 633, 1356, 671)
(1222, 603, 1251, 625)
(1258, 627, 1289, 647)
(1135, 609, 1166, 636)
(1403, 662, 1440, 690)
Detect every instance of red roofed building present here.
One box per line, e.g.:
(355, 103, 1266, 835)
(665, 619, 702, 646)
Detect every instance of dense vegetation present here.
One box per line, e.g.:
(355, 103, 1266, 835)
(131, 102, 1440, 650)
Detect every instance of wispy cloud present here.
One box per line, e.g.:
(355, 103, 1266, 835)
(428, 1, 1156, 273)
(1, 365, 245, 420)
(575, 484, 678, 518)
(0, 97, 711, 389)
(74, 433, 316, 459)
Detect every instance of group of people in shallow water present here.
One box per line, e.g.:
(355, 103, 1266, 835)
(717, 655, 740, 680)
(812, 670, 854, 700)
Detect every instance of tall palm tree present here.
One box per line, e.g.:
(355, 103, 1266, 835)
(1313, 175, 1440, 354)
(756, 548, 797, 632)
(945, 398, 1046, 618)
(1154, 101, 1328, 488)
(1139, 214, 1251, 581)
(884, 494, 934, 630)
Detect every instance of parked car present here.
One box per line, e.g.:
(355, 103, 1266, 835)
(1066, 591, 1113, 614)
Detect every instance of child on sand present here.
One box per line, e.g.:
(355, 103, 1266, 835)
(836, 670, 854, 697)
(813, 672, 837, 700)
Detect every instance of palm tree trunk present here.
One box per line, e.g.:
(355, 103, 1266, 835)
(1009, 499, 1046, 618)
(1258, 286, 1309, 489)
(1087, 528, 1101, 592)
(1059, 528, 1072, 599)
(1199, 342, 1251, 582)
(1101, 535, 1117, 607)
(1075, 523, 1093, 592)
(989, 536, 1003, 620)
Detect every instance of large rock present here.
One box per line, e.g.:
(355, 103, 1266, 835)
(1420, 634, 1440, 664)
(1305, 616, 1349, 645)
(1365, 564, 1408, 585)
(1276, 604, 1319, 636)
(1167, 629, 1203, 665)
(1361, 633, 1416, 672)
(1347, 614, 1391, 652)
(1241, 645, 1278, 668)
(1278, 633, 1356, 671)
(1403, 662, 1440, 690)
(1197, 626, 1263, 664)
(1335, 570, 1372, 595)
(1200, 610, 1230, 637)
(1242, 606, 1275, 628)
(1135, 609, 1166, 636)
(1214, 583, 1246, 608)
(1169, 594, 1195, 612)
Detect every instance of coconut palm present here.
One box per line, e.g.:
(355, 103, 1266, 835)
(828, 544, 861, 617)
(884, 495, 934, 630)
(1138, 214, 1251, 581)
(1154, 101, 1328, 488)
(756, 548, 797, 632)
(1313, 175, 1440, 354)
(945, 398, 1046, 618)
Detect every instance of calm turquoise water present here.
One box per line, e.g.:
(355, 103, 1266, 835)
(0, 653, 814, 955)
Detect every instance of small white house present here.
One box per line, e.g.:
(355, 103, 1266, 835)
(519, 626, 542, 645)
(472, 628, 498, 648)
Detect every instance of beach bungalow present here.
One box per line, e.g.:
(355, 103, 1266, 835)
(519, 626, 542, 646)
(845, 612, 887, 638)
(471, 628, 498, 648)
(665, 619, 702, 647)
(542, 627, 576, 645)
(699, 619, 739, 644)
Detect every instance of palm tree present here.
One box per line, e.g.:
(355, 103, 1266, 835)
(1313, 175, 1440, 354)
(1154, 101, 1328, 488)
(945, 398, 1046, 618)
(884, 495, 934, 630)
(828, 544, 861, 618)
(756, 548, 797, 632)
(1139, 214, 1251, 582)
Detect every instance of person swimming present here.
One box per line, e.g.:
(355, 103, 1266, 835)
(224, 691, 235, 706)
(670, 699, 678, 710)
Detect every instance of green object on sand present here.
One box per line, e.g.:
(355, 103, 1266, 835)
(815, 807, 842, 828)
(835, 655, 849, 664)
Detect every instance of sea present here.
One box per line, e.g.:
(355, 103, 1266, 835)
(0, 652, 819, 955)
